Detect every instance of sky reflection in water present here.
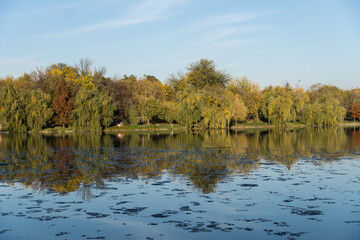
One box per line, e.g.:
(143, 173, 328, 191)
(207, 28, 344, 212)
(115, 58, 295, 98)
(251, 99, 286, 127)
(0, 128, 360, 239)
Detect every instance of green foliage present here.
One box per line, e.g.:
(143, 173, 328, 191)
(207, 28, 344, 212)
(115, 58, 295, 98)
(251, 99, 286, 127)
(129, 105, 140, 124)
(24, 90, 53, 131)
(163, 101, 179, 124)
(185, 59, 230, 89)
(227, 76, 260, 120)
(133, 98, 166, 125)
(227, 92, 248, 123)
(0, 82, 27, 132)
(260, 85, 309, 126)
(260, 86, 294, 126)
(0, 59, 353, 130)
(178, 88, 233, 128)
(72, 88, 116, 131)
(301, 96, 346, 126)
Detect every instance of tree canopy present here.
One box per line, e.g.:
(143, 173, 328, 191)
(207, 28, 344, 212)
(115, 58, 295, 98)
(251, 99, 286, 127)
(0, 58, 357, 132)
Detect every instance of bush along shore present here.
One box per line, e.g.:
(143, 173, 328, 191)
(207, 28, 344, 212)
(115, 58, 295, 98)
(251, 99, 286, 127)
(1, 58, 360, 133)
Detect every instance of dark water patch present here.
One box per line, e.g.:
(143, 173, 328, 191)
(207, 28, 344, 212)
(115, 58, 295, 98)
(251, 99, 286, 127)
(190, 201, 200, 206)
(26, 209, 42, 214)
(151, 209, 178, 218)
(303, 197, 332, 202)
(151, 180, 171, 186)
(18, 193, 33, 199)
(344, 220, 360, 224)
(0, 229, 12, 235)
(307, 217, 322, 222)
(148, 223, 158, 225)
(151, 213, 169, 218)
(292, 208, 323, 216)
(55, 231, 70, 236)
(15, 212, 26, 217)
(238, 183, 258, 187)
(306, 205, 319, 209)
(1, 212, 13, 216)
(274, 221, 289, 227)
(31, 199, 48, 204)
(45, 207, 68, 213)
(171, 188, 186, 192)
(28, 215, 69, 221)
(112, 207, 147, 216)
(180, 206, 191, 211)
(115, 201, 130, 205)
(241, 218, 272, 223)
(55, 201, 83, 204)
(85, 212, 110, 219)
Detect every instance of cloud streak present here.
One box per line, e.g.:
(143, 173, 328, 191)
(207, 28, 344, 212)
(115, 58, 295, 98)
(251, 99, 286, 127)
(37, 0, 185, 38)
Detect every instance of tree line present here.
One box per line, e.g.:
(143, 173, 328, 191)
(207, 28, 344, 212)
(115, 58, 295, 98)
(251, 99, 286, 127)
(1, 58, 360, 132)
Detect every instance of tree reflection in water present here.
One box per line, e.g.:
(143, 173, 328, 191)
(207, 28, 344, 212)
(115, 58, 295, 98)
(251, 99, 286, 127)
(0, 127, 359, 198)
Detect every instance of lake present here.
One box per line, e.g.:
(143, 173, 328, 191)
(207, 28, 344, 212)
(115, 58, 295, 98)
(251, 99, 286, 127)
(0, 128, 360, 239)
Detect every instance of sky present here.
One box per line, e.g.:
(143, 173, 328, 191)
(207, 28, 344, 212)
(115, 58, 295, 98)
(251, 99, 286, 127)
(0, 0, 359, 89)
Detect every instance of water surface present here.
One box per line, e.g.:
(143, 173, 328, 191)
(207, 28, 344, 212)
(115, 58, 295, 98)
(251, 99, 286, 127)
(1, 128, 360, 239)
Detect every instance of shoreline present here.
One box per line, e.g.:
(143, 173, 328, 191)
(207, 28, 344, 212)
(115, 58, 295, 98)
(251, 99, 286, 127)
(1, 122, 360, 134)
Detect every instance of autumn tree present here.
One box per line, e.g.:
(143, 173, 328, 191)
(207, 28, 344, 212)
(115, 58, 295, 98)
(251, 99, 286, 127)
(52, 79, 73, 127)
(350, 102, 360, 122)
(40, 63, 79, 97)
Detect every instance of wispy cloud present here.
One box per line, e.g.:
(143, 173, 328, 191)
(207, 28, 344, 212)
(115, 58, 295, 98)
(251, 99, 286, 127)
(213, 38, 253, 49)
(154, 11, 270, 56)
(191, 28, 239, 46)
(174, 11, 271, 35)
(37, 0, 185, 38)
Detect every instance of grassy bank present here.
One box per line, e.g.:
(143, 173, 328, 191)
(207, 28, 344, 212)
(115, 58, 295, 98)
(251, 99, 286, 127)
(1, 122, 360, 134)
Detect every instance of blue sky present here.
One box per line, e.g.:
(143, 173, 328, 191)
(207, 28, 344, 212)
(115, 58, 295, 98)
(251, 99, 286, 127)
(0, 0, 359, 89)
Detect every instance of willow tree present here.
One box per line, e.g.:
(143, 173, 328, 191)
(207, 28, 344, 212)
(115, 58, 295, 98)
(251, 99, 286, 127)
(226, 91, 248, 123)
(137, 97, 166, 125)
(72, 88, 116, 131)
(260, 86, 294, 126)
(301, 96, 346, 126)
(178, 88, 233, 129)
(175, 59, 233, 128)
(0, 82, 27, 132)
(227, 76, 261, 120)
(163, 101, 179, 124)
(24, 90, 53, 131)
